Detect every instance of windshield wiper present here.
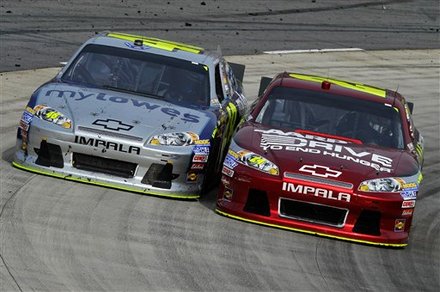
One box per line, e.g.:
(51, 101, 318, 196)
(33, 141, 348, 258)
(295, 129, 363, 145)
(102, 85, 164, 99)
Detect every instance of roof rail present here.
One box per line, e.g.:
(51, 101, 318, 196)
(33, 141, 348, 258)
(289, 73, 386, 98)
(106, 32, 204, 54)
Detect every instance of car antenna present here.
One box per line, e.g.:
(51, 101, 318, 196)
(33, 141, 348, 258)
(216, 45, 222, 55)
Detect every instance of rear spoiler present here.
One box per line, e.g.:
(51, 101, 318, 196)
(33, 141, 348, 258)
(258, 76, 272, 96)
(229, 63, 245, 83)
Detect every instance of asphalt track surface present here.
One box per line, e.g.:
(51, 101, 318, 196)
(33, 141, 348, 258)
(1, 1, 440, 292)
(1, 0, 439, 72)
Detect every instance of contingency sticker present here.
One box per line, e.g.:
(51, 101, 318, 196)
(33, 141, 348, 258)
(21, 111, 33, 124)
(223, 154, 238, 169)
(402, 209, 414, 217)
(191, 163, 205, 170)
(402, 200, 416, 209)
(222, 166, 234, 177)
(400, 188, 418, 200)
(394, 219, 406, 232)
(192, 154, 208, 163)
(193, 145, 210, 155)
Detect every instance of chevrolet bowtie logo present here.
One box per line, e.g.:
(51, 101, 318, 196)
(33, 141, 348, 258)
(299, 164, 342, 178)
(92, 119, 133, 131)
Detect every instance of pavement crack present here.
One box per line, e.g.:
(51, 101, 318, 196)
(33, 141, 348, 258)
(314, 239, 329, 289)
(0, 173, 36, 292)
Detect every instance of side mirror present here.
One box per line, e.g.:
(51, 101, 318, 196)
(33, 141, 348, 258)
(229, 63, 245, 83)
(407, 102, 414, 114)
(258, 76, 272, 97)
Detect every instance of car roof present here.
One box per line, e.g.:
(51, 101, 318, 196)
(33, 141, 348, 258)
(85, 32, 221, 66)
(275, 72, 404, 104)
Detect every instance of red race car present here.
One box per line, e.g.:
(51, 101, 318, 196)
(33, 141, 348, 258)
(216, 72, 424, 247)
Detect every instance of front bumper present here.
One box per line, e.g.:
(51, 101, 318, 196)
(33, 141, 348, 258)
(14, 122, 207, 199)
(216, 165, 414, 247)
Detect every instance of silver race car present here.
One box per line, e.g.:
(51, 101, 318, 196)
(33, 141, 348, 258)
(13, 32, 247, 199)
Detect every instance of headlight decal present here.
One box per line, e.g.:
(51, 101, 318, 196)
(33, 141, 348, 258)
(149, 131, 200, 146)
(358, 172, 421, 200)
(237, 150, 279, 175)
(358, 177, 403, 192)
(226, 146, 279, 176)
(34, 104, 72, 129)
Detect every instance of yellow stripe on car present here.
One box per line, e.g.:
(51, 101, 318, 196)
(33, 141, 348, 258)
(107, 32, 204, 54)
(289, 73, 386, 98)
(12, 161, 200, 200)
(215, 209, 407, 247)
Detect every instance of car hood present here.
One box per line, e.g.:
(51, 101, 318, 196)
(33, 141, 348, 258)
(234, 123, 419, 186)
(29, 82, 215, 141)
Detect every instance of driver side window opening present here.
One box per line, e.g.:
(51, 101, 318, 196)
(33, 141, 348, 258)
(215, 64, 225, 103)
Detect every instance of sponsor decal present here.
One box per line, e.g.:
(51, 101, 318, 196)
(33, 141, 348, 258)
(21, 111, 33, 124)
(186, 171, 198, 182)
(402, 182, 417, 189)
(192, 154, 208, 163)
(224, 188, 233, 200)
(221, 176, 231, 186)
(299, 164, 341, 178)
(34, 104, 71, 129)
(228, 149, 239, 159)
(19, 110, 31, 151)
(92, 119, 133, 131)
(400, 189, 418, 200)
(223, 154, 238, 169)
(402, 209, 414, 217)
(124, 41, 150, 50)
(74, 136, 141, 155)
(394, 219, 406, 232)
(25, 106, 35, 114)
(19, 120, 30, 131)
(402, 200, 416, 209)
(45, 89, 200, 123)
(282, 182, 351, 202)
(194, 139, 210, 145)
(255, 129, 394, 173)
(191, 163, 205, 170)
(193, 145, 210, 154)
(222, 165, 234, 177)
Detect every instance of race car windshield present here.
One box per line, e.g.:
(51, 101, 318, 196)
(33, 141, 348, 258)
(61, 44, 210, 106)
(255, 86, 405, 149)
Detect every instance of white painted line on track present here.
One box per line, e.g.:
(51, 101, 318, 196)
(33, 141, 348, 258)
(263, 48, 364, 54)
